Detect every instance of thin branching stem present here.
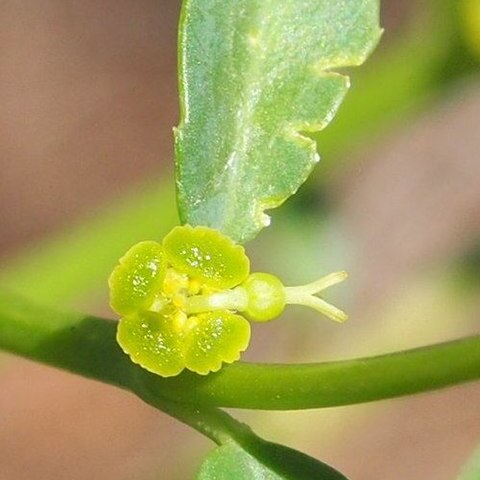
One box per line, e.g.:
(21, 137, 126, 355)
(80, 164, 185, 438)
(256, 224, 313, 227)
(0, 289, 478, 411)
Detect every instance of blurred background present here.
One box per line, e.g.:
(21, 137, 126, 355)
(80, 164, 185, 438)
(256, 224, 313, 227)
(0, 0, 479, 479)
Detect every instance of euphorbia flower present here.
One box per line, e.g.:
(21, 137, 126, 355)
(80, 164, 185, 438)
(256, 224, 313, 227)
(109, 225, 347, 377)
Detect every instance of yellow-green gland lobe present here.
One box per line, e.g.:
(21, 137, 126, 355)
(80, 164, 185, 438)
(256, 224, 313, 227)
(108, 241, 166, 316)
(109, 225, 348, 378)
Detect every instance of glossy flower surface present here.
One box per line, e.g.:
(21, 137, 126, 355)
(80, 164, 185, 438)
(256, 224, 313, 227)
(109, 225, 251, 377)
(110, 225, 348, 377)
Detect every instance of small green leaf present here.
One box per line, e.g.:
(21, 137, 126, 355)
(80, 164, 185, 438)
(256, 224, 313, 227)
(176, 0, 381, 243)
(196, 440, 348, 480)
(184, 311, 251, 375)
(163, 225, 250, 289)
(116, 312, 185, 377)
(109, 241, 166, 315)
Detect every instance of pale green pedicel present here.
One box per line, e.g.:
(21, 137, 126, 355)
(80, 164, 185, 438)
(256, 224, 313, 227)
(109, 225, 348, 377)
(176, 0, 382, 243)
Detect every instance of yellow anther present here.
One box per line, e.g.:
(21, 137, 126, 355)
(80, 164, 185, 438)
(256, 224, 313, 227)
(188, 278, 202, 295)
(163, 268, 189, 298)
(172, 293, 187, 310)
(171, 309, 188, 332)
(184, 315, 200, 334)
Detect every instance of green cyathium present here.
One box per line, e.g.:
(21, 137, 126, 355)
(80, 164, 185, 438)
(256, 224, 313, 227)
(109, 225, 348, 377)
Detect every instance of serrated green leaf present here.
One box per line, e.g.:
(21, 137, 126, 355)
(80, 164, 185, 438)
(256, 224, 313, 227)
(196, 440, 348, 480)
(176, 0, 381, 243)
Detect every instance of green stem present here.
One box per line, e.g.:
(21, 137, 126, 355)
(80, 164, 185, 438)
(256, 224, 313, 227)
(1, 288, 478, 411)
(141, 394, 249, 445)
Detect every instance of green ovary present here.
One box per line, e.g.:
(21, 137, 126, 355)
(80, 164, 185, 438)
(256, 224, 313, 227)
(242, 273, 286, 322)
